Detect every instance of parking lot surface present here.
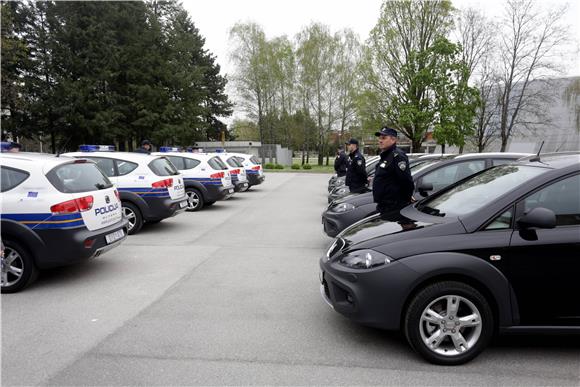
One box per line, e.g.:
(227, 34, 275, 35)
(2, 173, 579, 386)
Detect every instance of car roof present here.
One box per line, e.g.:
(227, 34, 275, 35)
(415, 153, 457, 160)
(152, 151, 214, 160)
(0, 152, 76, 169)
(517, 152, 580, 169)
(64, 151, 163, 161)
(453, 152, 532, 160)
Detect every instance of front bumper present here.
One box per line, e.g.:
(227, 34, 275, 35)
(142, 196, 188, 221)
(35, 218, 129, 269)
(319, 257, 418, 330)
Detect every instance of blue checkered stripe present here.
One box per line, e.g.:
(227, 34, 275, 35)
(183, 177, 223, 186)
(1, 213, 85, 229)
(118, 187, 170, 198)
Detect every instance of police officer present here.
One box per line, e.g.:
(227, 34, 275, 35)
(135, 139, 152, 154)
(333, 147, 348, 177)
(372, 127, 414, 220)
(344, 138, 367, 193)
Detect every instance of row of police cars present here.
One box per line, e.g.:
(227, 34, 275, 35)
(0, 145, 265, 293)
(320, 151, 580, 365)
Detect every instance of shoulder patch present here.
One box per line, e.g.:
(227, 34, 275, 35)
(357, 159, 362, 166)
(398, 161, 407, 171)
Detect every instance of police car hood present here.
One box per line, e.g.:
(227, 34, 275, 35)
(332, 191, 374, 207)
(338, 205, 465, 260)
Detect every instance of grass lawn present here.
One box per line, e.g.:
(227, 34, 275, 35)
(263, 157, 335, 173)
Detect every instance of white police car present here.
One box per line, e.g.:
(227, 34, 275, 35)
(213, 151, 249, 192)
(153, 147, 235, 211)
(229, 152, 265, 189)
(0, 152, 128, 293)
(64, 146, 187, 235)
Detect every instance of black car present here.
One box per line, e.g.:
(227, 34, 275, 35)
(319, 153, 580, 365)
(327, 154, 454, 202)
(328, 156, 379, 194)
(323, 153, 530, 237)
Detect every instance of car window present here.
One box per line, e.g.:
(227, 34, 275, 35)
(521, 174, 580, 226)
(166, 156, 185, 170)
(46, 162, 113, 193)
(208, 156, 227, 170)
(492, 158, 515, 166)
(85, 157, 115, 177)
(250, 155, 261, 165)
(485, 208, 513, 230)
(226, 157, 241, 168)
(421, 160, 486, 192)
(116, 159, 138, 176)
(1, 166, 29, 192)
(148, 157, 179, 176)
(183, 158, 200, 169)
(418, 165, 546, 217)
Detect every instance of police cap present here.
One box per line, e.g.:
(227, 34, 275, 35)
(346, 138, 359, 145)
(375, 127, 398, 137)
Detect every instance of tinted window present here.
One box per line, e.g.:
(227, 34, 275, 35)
(492, 158, 517, 166)
(208, 156, 227, 170)
(419, 165, 546, 217)
(148, 157, 179, 176)
(226, 157, 243, 168)
(166, 156, 185, 170)
(421, 160, 486, 192)
(485, 209, 513, 230)
(116, 159, 138, 176)
(85, 157, 115, 177)
(1, 166, 29, 192)
(183, 157, 200, 169)
(250, 156, 261, 164)
(522, 174, 580, 226)
(46, 162, 113, 193)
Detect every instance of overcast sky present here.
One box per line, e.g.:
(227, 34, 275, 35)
(182, 0, 579, 121)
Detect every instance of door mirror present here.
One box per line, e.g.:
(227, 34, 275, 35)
(516, 207, 556, 229)
(418, 182, 434, 197)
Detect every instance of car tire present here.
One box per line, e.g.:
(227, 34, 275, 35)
(185, 188, 204, 211)
(404, 281, 494, 365)
(1, 240, 38, 293)
(122, 202, 143, 235)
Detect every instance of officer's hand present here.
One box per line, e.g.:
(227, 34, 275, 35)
(410, 196, 417, 203)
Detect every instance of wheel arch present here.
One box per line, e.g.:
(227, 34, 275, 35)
(1, 220, 46, 266)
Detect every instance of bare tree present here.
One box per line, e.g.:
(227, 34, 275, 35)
(496, 0, 569, 151)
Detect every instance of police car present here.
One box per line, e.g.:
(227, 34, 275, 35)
(153, 147, 235, 211)
(64, 146, 187, 235)
(1, 152, 128, 293)
(213, 151, 249, 192)
(228, 152, 265, 188)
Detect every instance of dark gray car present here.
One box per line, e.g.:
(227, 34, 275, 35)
(322, 153, 531, 237)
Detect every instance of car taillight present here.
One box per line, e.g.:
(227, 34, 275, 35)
(50, 195, 94, 215)
(114, 189, 120, 201)
(252, 165, 261, 170)
(210, 172, 225, 179)
(230, 169, 240, 175)
(152, 178, 173, 188)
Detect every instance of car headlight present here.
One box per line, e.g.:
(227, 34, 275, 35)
(332, 202, 355, 213)
(339, 249, 392, 269)
(335, 187, 348, 195)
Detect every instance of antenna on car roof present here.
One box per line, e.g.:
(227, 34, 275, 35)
(55, 136, 72, 157)
(529, 140, 544, 162)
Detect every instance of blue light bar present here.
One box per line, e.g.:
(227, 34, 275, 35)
(215, 148, 226, 153)
(1, 142, 11, 152)
(159, 146, 180, 153)
(79, 145, 116, 152)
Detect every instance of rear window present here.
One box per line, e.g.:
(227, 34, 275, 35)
(84, 157, 115, 177)
(1, 166, 29, 192)
(184, 158, 200, 169)
(148, 157, 179, 176)
(116, 159, 138, 176)
(46, 162, 113, 193)
(250, 156, 260, 165)
(166, 156, 185, 170)
(208, 156, 227, 170)
(226, 156, 243, 168)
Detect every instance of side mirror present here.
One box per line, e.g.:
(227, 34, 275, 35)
(517, 207, 556, 229)
(418, 182, 434, 197)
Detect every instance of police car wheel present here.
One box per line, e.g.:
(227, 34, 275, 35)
(185, 188, 204, 211)
(122, 202, 143, 235)
(404, 281, 493, 365)
(1, 240, 38, 293)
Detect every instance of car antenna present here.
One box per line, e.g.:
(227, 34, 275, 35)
(55, 136, 72, 157)
(529, 140, 544, 162)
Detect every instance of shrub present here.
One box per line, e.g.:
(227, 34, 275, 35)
(275, 164, 284, 169)
(291, 164, 300, 170)
(264, 163, 275, 169)
(302, 164, 312, 170)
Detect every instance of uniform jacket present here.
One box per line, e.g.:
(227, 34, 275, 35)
(345, 150, 367, 192)
(334, 151, 348, 177)
(372, 145, 414, 210)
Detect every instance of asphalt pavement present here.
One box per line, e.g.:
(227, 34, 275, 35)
(2, 173, 579, 386)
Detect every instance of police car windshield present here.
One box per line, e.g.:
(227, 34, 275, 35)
(46, 162, 113, 193)
(417, 165, 545, 217)
(148, 157, 179, 176)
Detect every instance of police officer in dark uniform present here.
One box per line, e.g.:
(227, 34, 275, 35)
(344, 138, 367, 194)
(372, 127, 414, 220)
(135, 139, 152, 154)
(333, 147, 348, 177)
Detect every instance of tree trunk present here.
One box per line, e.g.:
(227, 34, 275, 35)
(51, 131, 56, 154)
(459, 145, 464, 154)
(441, 144, 446, 154)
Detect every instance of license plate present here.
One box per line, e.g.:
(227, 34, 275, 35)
(228, 189, 234, 194)
(105, 229, 125, 244)
(179, 201, 188, 208)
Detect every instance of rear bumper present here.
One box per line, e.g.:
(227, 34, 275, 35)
(34, 219, 129, 269)
(247, 173, 265, 186)
(142, 196, 188, 221)
(233, 181, 249, 192)
(205, 185, 235, 201)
